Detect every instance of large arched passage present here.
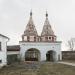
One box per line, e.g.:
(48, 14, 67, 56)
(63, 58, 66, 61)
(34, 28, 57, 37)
(25, 48, 40, 61)
(46, 50, 56, 61)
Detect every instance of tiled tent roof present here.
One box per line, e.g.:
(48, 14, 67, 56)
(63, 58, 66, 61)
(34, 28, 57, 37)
(23, 11, 38, 36)
(41, 12, 55, 36)
(7, 45, 20, 51)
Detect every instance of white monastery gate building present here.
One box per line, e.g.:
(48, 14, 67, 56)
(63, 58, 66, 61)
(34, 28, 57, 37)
(19, 11, 62, 62)
(0, 11, 62, 67)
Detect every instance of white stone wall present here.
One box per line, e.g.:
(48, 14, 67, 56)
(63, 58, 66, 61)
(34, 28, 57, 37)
(20, 42, 62, 61)
(0, 36, 9, 67)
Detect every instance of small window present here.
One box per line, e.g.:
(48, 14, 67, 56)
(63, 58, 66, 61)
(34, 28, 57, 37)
(27, 36, 30, 42)
(52, 37, 54, 41)
(0, 60, 2, 63)
(49, 37, 51, 39)
(45, 37, 48, 39)
(0, 42, 1, 50)
(45, 37, 48, 41)
(34, 37, 36, 41)
(40, 37, 42, 41)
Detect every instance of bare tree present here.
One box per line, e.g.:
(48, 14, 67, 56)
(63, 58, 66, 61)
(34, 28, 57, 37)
(67, 38, 75, 51)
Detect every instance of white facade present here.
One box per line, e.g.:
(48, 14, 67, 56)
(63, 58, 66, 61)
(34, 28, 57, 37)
(20, 42, 62, 61)
(0, 35, 9, 67)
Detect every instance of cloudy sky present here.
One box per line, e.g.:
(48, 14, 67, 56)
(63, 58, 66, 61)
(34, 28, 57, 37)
(0, 0, 75, 50)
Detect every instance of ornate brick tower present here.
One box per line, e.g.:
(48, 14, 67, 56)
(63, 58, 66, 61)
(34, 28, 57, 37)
(41, 12, 56, 42)
(22, 11, 38, 42)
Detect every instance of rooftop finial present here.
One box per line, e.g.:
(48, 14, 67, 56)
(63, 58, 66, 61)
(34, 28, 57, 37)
(46, 11, 48, 17)
(30, 10, 32, 16)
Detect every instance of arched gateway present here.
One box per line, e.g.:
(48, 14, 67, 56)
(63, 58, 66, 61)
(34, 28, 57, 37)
(46, 50, 56, 61)
(25, 48, 40, 61)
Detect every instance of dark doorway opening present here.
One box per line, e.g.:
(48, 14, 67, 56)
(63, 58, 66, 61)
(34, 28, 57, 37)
(25, 48, 40, 61)
(46, 50, 55, 61)
(7, 54, 19, 64)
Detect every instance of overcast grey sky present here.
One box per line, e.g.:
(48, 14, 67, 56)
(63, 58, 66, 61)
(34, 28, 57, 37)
(0, 0, 75, 50)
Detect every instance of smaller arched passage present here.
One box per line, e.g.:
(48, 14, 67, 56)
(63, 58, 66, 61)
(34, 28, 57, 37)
(25, 48, 40, 61)
(46, 50, 56, 62)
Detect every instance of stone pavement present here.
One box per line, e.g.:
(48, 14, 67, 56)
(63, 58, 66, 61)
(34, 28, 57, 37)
(58, 61, 75, 66)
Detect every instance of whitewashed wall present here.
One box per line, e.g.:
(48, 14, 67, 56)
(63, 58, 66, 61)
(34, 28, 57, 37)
(20, 42, 62, 61)
(0, 36, 9, 67)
